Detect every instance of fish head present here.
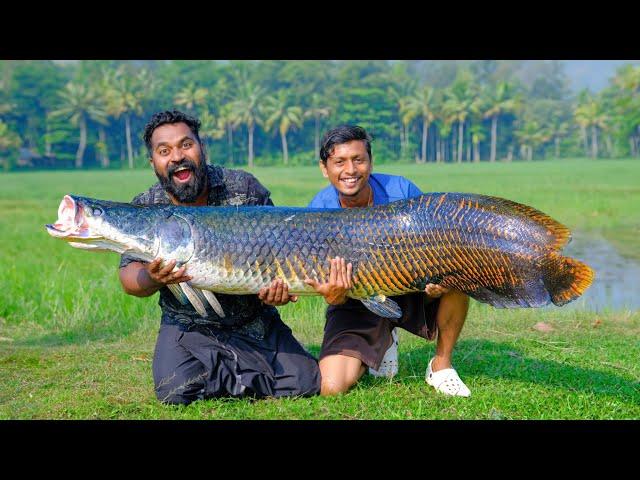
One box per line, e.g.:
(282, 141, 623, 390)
(45, 195, 159, 259)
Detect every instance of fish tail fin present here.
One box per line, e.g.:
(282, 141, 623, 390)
(541, 252, 595, 306)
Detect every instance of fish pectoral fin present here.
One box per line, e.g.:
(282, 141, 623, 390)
(176, 283, 226, 318)
(200, 289, 226, 318)
(167, 283, 189, 305)
(360, 296, 402, 319)
(179, 282, 207, 317)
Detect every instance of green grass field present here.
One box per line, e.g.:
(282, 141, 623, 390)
(1, 158, 639, 419)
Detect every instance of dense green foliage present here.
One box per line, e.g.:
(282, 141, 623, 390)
(2, 61, 639, 171)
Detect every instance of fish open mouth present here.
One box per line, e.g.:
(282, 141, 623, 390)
(45, 195, 101, 241)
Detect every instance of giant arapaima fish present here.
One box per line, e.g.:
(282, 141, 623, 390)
(46, 193, 594, 318)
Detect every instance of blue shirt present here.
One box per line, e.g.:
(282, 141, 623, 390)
(308, 173, 423, 208)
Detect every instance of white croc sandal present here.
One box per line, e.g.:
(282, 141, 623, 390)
(425, 358, 471, 397)
(369, 328, 399, 378)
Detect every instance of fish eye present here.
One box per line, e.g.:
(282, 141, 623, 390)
(92, 207, 103, 216)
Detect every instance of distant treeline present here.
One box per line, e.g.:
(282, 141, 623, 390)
(1, 60, 639, 171)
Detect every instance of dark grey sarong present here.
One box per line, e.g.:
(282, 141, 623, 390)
(153, 317, 320, 405)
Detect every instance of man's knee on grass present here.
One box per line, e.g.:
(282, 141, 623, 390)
(319, 354, 366, 396)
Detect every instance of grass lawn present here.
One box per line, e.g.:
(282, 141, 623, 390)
(1, 158, 638, 419)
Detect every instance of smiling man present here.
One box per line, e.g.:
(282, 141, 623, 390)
(305, 125, 472, 397)
(118, 110, 320, 404)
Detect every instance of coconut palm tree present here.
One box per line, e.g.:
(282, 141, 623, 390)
(573, 90, 593, 157)
(229, 82, 265, 168)
(614, 64, 640, 94)
(443, 76, 478, 163)
(303, 93, 331, 159)
(574, 93, 609, 158)
(386, 74, 417, 161)
(482, 81, 518, 162)
(198, 109, 225, 164)
(402, 85, 437, 163)
(545, 106, 570, 159)
(105, 66, 156, 168)
(91, 69, 121, 168)
(51, 82, 107, 168)
(174, 82, 209, 115)
(514, 120, 549, 161)
(262, 91, 303, 165)
(215, 103, 237, 165)
(469, 123, 487, 162)
(438, 118, 454, 163)
(613, 65, 640, 157)
(0, 120, 21, 170)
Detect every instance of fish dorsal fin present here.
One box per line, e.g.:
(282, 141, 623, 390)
(472, 194, 572, 250)
(360, 295, 402, 318)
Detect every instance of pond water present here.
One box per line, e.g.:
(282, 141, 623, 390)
(553, 232, 640, 312)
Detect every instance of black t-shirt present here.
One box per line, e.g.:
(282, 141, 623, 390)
(119, 164, 279, 333)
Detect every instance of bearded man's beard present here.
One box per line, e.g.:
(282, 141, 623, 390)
(156, 157, 208, 203)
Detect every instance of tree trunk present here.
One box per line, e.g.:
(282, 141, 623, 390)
(451, 131, 456, 163)
(580, 125, 588, 157)
(466, 124, 471, 162)
(76, 115, 87, 169)
(605, 134, 613, 158)
(315, 116, 320, 160)
(528, 145, 533, 161)
(248, 123, 254, 168)
(227, 122, 234, 165)
(125, 114, 134, 169)
(490, 115, 498, 162)
(591, 124, 598, 158)
(281, 131, 288, 165)
(399, 122, 405, 160)
(507, 145, 513, 162)
(473, 140, 480, 163)
(457, 121, 464, 163)
(99, 126, 109, 168)
(45, 119, 52, 156)
(555, 137, 560, 159)
(421, 118, 428, 163)
(630, 137, 636, 157)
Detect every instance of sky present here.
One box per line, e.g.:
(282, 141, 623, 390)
(564, 60, 640, 92)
